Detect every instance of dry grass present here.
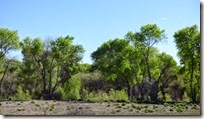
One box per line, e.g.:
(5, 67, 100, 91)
(0, 100, 200, 115)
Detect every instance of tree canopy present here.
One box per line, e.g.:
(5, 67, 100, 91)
(0, 24, 200, 104)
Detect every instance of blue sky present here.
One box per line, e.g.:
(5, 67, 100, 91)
(0, 0, 200, 64)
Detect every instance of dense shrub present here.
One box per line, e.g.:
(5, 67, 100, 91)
(64, 76, 81, 100)
(53, 86, 66, 100)
(80, 88, 129, 102)
(85, 91, 109, 102)
(109, 89, 129, 102)
(10, 86, 31, 100)
(167, 79, 185, 101)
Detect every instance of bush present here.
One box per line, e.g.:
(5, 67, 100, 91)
(176, 107, 183, 112)
(86, 91, 109, 102)
(121, 103, 126, 106)
(136, 106, 143, 110)
(81, 89, 128, 102)
(132, 104, 137, 108)
(191, 104, 199, 110)
(109, 89, 129, 102)
(53, 86, 66, 100)
(11, 86, 31, 100)
(64, 76, 81, 100)
(81, 89, 89, 100)
(49, 104, 55, 111)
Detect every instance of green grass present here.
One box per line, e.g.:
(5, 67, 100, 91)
(191, 104, 199, 110)
(129, 109, 133, 112)
(116, 109, 121, 112)
(176, 107, 183, 112)
(143, 105, 148, 108)
(131, 104, 137, 108)
(153, 105, 158, 109)
(164, 103, 168, 107)
(136, 106, 143, 110)
(116, 105, 122, 108)
(144, 108, 153, 113)
(127, 106, 130, 109)
(121, 103, 126, 106)
(169, 108, 174, 111)
(17, 108, 25, 111)
(49, 104, 55, 111)
(35, 104, 40, 107)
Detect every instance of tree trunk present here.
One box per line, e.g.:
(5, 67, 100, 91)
(150, 81, 158, 103)
(127, 84, 132, 101)
(48, 57, 55, 100)
(7, 75, 15, 99)
(190, 55, 196, 103)
(42, 69, 47, 100)
(0, 60, 10, 96)
(145, 49, 152, 81)
(161, 86, 166, 102)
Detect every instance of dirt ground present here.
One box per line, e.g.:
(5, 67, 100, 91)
(0, 100, 200, 115)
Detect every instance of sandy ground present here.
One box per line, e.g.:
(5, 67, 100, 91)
(0, 100, 200, 115)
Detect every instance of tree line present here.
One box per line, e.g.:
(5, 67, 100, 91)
(0, 24, 200, 103)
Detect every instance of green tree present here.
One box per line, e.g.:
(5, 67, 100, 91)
(126, 24, 166, 102)
(0, 28, 19, 60)
(20, 36, 84, 100)
(156, 52, 177, 102)
(64, 76, 81, 100)
(11, 86, 31, 100)
(174, 25, 200, 103)
(0, 28, 20, 97)
(91, 39, 136, 100)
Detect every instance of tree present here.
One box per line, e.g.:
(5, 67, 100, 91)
(20, 35, 84, 100)
(174, 25, 200, 103)
(156, 52, 177, 102)
(0, 28, 19, 60)
(126, 24, 166, 102)
(0, 28, 20, 97)
(91, 39, 136, 100)
(50, 36, 84, 99)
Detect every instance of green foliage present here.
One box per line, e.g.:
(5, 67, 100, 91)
(0, 24, 200, 105)
(116, 105, 122, 108)
(53, 86, 66, 100)
(167, 78, 186, 101)
(153, 105, 158, 109)
(85, 91, 109, 102)
(49, 104, 55, 111)
(169, 108, 174, 111)
(0, 28, 20, 57)
(81, 88, 129, 103)
(132, 103, 137, 108)
(20, 35, 84, 100)
(121, 103, 126, 106)
(11, 86, 31, 100)
(144, 108, 154, 113)
(64, 76, 81, 100)
(191, 104, 199, 110)
(109, 89, 129, 102)
(164, 103, 169, 107)
(91, 39, 137, 99)
(136, 106, 143, 110)
(174, 25, 200, 103)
